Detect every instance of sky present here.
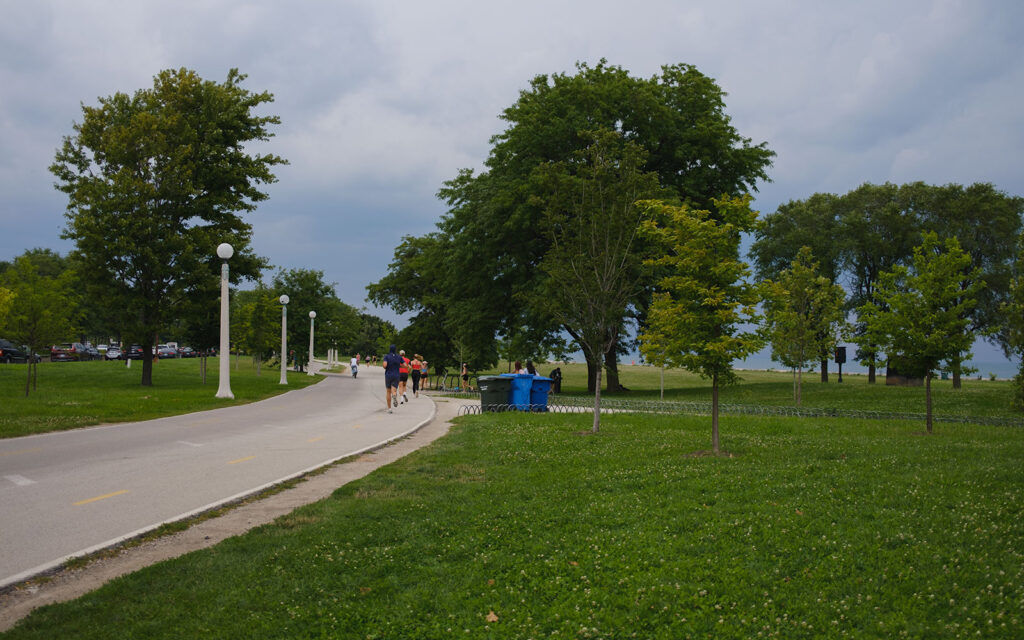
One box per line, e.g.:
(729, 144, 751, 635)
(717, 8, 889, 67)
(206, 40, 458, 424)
(1, 0, 1022, 373)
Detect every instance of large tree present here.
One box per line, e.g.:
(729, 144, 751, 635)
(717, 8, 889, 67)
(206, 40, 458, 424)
(639, 196, 765, 454)
(856, 233, 982, 433)
(374, 60, 774, 390)
(51, 68, 284, 386)
(750, 193, 844, 381)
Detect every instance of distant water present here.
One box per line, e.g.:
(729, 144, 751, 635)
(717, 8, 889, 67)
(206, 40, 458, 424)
(738, 343, 1021, 380)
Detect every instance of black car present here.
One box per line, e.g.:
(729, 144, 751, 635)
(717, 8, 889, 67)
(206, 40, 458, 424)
(124, 345, 145, 360)
(0, 339, 36, 363)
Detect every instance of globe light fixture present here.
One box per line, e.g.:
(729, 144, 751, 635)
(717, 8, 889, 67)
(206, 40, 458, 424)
(279, 294, 289, 385)
(215, 243, 234, 399)
(308, 310, 316, 376)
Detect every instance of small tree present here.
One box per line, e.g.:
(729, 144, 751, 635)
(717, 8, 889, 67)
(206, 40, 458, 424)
(856, 233, 982, 433)
(235, 284, 280, 375)
(534, 130, 660, 433)
(639, 196, 765, 454)
(762, 247, 847, 405)
(1, 257, 76, 396)
(1003, 232, 1024, 410)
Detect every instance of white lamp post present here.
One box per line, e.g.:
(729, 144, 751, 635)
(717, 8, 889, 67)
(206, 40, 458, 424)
(279, 294, 289, 385)
(215, 242, 234, 399)
(307, 310, 316, 376)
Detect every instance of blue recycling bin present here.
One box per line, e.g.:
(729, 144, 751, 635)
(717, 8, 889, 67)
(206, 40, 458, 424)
(500, 373, 534, 410)
(530, 376, 553, 411)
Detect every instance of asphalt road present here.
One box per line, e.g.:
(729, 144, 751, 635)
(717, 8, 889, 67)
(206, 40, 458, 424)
(0, 362, 435, 588)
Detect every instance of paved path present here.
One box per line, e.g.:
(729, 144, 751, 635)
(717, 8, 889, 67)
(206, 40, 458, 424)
(0, 362, 436, 589)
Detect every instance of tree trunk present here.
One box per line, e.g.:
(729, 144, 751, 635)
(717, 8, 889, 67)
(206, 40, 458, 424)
(820, 357, 828, 383)
(792, 368, 797, 402)
(142, 349, 154, 386)
(586, 355, 597, 393)
(868, 362, 876, 384)
(592, 365, 602, 434)
(926, 373, 933, 434)
(711, 374, 720, 454)
(603, 349, 622, 393)
(23, 360, 31, 397)
(797, 366, 803, 407)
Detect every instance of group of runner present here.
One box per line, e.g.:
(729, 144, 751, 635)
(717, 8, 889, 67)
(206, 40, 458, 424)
(381, 345, 429, 413)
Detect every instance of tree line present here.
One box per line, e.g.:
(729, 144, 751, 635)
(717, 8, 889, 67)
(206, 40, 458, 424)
(366, 60, 1024, 443)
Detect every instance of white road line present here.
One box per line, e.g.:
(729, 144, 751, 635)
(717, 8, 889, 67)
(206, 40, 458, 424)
(177, 440, 203, 447)
(5, 475, 36, 487)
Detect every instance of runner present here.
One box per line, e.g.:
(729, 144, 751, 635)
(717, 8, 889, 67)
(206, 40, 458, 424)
(410, 354, 422, 398)
(382, 345, 402, 413)
(420, 358, 429, 390)
(398, 350, 410, 403)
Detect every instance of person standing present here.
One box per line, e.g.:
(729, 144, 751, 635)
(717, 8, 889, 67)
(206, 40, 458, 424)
(526, 360, 537, 375)
(382, 344, 402, 413)
(410, 354, 423, 398)
(399, 350, 410, 403)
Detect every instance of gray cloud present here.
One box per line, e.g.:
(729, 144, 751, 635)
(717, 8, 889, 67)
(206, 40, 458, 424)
(2, 0, 1022, 326)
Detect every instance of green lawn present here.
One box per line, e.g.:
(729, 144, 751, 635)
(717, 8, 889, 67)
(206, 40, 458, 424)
(5, 411, 1023, 638)
(0, 357, 321, 438)
(499, 362, 1022, 419)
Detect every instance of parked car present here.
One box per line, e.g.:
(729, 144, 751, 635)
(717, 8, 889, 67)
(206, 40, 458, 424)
(51, 342, 91, 362)
(179, 346, 197, 358)
(105, 346, 123, 360)
(124, 345, 145, 360)
(0, 339, 36, 363)
(85, 344, 101, 360)
(157, 345, 178, 359)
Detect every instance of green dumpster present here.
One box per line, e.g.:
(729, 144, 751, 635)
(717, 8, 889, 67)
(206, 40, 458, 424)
(478, 376, 513, 412)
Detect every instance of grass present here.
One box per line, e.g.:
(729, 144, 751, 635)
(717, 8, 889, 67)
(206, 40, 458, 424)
(496, 362, 1022, 419)
(0, 357, 321, 438)
(5, 411, 1023, 638)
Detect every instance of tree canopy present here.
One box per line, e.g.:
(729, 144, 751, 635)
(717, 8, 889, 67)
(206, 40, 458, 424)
(370, 60, 774, 383)
(51, 68, 285, 386)
(639, 196, 764, 453)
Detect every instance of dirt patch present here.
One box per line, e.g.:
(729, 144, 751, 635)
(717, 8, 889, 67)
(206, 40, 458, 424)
(686, 449, 738, 458)
(0, 399, 462, 632)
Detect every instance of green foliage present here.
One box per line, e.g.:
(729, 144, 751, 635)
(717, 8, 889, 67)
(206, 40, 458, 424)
(370, 60, 774, 383)
(639, 196, 764, 452)
(751, 193, 844, 283)
(0, 286, 13, 330)
(8, 412, 1024, 638)
(233, 283, 280, 363)
(762, 247, 847, 404)
(856, 233, 983, 431)
(51, 68, 285, 386)
(1003, 233, 1024, 409)
(640, 197, 764, 385)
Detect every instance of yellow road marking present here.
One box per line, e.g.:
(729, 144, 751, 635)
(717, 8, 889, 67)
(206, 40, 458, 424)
(74, 490, 129, 506)
(228, 456, 257, 465)
(0, 447, 44, 458)
(352, 424, 362, 429)
(307, 436, 324, 443)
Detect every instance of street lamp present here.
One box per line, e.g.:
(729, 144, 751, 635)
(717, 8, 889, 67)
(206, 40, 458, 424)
(279, 294, 289, 385)
(215, 242, 234, 399)
(308, 310, 316, 376)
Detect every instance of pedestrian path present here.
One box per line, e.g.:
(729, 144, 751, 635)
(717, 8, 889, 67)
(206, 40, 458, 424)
(0, 361, 438, 588)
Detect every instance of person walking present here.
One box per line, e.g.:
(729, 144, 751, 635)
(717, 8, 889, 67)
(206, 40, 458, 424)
(420, 358, 429, 390)
(461, 362, 470, 391)
(382, 344, 402, 413)
(399, 350, 410, 403)
(410, 354, 423, 398)
(350, 355, 359, 378)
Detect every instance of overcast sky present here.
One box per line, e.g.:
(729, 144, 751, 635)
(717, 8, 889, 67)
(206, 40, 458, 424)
(2, 1, 1023, 354)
